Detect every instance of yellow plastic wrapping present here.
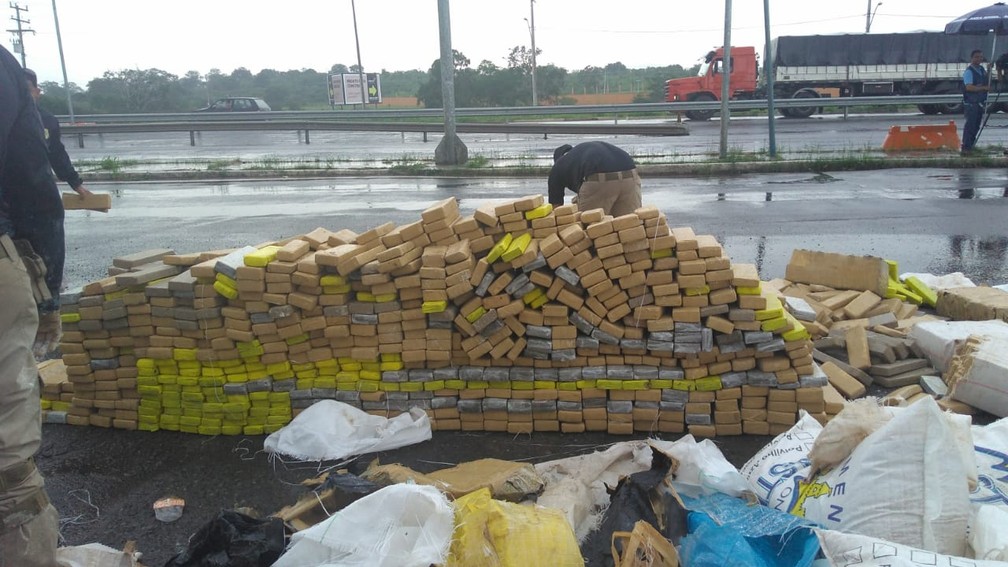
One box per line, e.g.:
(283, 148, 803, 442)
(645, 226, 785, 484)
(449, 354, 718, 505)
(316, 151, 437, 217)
(446, 488, 584, 567)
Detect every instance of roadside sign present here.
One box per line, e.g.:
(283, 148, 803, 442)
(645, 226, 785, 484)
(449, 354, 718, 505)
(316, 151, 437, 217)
(327, 73, 382, 105)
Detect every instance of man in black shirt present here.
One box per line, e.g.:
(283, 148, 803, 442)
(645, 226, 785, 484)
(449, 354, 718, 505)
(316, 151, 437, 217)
(547, 141, 642, 216)
(0, 45, 63, 567)
(25, 68, 92, 198)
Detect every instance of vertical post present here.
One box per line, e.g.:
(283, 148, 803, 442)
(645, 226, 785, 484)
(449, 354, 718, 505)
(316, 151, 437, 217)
(434, 0, 467, 165)
(351, 0, 366, 106)
(718, 0, 732, 159)
(763, 0, 776, 157)
(866, 0, 871, 33)
(529, 0, 537, 106)
(12, 2, 27, 66)
(50, 0, 74, 122)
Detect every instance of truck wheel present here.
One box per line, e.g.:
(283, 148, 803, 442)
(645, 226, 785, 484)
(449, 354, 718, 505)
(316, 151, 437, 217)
(786, 90, 818, 119)
(930, 86, 962, 114)
(939, 102, 964, 114)
(685, 93, 717, 121)
(918, 104, 941, 115)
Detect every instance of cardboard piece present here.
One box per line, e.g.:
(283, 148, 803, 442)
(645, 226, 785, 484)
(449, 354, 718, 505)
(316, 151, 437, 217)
(362, 458, 544, 502)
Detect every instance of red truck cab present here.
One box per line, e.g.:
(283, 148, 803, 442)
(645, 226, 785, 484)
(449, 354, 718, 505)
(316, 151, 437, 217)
(665, 46, 759, 120)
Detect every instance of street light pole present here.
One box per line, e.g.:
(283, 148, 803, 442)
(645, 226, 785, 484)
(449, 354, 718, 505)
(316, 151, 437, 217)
(866, 1, 882, 33)
(526, 0, 537, 106)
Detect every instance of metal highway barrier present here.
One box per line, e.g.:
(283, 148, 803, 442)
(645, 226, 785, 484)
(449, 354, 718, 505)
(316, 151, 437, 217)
(59, 94, 968, 147)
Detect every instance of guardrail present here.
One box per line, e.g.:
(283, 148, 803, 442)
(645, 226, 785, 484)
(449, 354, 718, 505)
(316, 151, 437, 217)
(59, 94, 970, 148)
(62, 120, 691, 147)
(61, 94, 968, 124)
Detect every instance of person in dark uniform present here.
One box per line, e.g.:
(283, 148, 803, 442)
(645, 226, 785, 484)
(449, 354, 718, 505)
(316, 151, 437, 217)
(962, 49, 990, 155)
(24, 68, 92, 199)
(548, 141, 642, 216)
(0, 45, 63, 567)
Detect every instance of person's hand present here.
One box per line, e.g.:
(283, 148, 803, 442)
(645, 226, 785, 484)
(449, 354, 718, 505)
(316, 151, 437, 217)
(33, 310, 62, 360)
(74, 185, 93, 197)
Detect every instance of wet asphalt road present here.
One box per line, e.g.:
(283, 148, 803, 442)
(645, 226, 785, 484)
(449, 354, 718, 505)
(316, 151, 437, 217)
(62, 168, 1008, 292)
(37, 121, 1008, 563)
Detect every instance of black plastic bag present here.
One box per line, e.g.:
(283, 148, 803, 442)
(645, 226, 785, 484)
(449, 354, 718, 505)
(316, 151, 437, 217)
(164, 509, 286, 567)
(581, 448, 688, 567)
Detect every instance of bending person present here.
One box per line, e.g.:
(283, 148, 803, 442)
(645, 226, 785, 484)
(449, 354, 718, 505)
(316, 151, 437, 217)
(548, 141, 642, 216)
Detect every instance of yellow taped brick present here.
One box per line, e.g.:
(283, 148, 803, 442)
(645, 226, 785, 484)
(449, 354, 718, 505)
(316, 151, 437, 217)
(422, 300, 448, 313)
(622, 380, 648, 390)
(651, 249, 673, 259)
(320, 275, 346, 286)
(672, 379, 696, 391)
(215, 272, 237, 288)
(524, 203, 553, 220)
(486, 233, 514, 264)
(904, 276, 937, 307)
(213, 281, 239, 299)
(501, 233, 532, 263)
(596, 380, 624, 389)
(761, 316, 790, 332)
(522, 287, 545, 305)
(695, 376, 723, 391)
(736, 284, 762, 295)
(685, 286, 711, 296)
(61, 312, 81, 323)
(466, 307, 487, 323)
(244, 245, 281, 267)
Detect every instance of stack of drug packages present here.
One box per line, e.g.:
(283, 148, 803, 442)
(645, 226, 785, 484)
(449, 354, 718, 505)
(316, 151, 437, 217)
(46, 195, 839, 438)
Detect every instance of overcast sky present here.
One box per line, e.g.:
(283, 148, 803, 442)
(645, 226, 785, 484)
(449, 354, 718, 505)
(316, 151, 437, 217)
(9, 1, 992, 87)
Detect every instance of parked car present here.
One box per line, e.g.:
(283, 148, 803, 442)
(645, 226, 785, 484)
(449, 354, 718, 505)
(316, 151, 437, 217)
(196, 97, 272, 112)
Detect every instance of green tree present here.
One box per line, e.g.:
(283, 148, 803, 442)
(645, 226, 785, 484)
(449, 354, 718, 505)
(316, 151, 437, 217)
(86, 68, 183, 112)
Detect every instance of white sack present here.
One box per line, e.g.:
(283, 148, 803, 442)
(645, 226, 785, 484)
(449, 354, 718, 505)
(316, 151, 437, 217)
(263, 400, 431, 461)
(908, 320, 1008, 372)
(55, 544, 139, 567)
(899, 272, 976, 290)
(816, 530, 1006, 567)
(972, 417, 1008, 514)
(803, 398, 971, 556)
(649, 435, 751, 499)
(973, 505, 1008, 561)
(272, 483, 453, 567)
(740, 412, 822, 506)
(535, 440, 655, 542)
(743, 400, 971, 556)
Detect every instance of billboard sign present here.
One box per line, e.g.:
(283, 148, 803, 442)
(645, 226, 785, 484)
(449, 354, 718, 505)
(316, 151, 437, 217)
(328, 73, 382, 105)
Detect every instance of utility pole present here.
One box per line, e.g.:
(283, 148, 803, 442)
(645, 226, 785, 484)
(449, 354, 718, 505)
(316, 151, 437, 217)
(434, 0, 467, 165)
(8, 2, 34, 67)
(526, 0, 537, 106)
(719, 0, 732, 160)
(51, 0, 74, 122)
(350, 0, 366, 107)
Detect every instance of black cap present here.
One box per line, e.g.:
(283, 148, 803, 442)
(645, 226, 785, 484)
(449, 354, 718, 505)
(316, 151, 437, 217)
(24, 68, 37, 87)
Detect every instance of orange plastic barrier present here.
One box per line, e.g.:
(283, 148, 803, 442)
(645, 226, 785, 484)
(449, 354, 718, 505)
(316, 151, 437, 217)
(881, 121, 961, 152)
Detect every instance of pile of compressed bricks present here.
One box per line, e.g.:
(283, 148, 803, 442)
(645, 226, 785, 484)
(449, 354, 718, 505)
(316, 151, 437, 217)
(46, 195, 839, 437)
(766, 280, 942, 404)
